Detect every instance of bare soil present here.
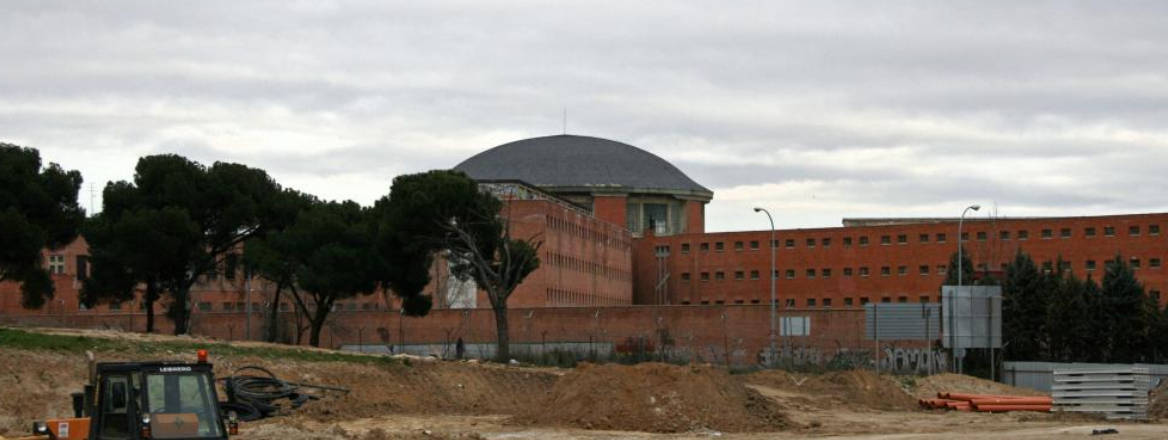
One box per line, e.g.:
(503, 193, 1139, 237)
(2, 326, 1167, 440)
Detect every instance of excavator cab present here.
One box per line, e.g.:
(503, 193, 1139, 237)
(29, 351, 235, 440)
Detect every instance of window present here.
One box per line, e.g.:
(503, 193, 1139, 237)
(700, 272, 710, 281)
(977, 231, 987, 241)
(821, 268, 832, 278)
(844, 297, 854, 306)
(881, 297, 892, 303)
(881, 266, 891, 276)
(919, 234, 930, 243)
(700, 242, 709, 251)
(75, 255, 89, 280)
(715, 300, 725, 305)
(715, 271, 725, 280)
(715, 242, 724, 251)
(822, 238, 831, 247)
(843, 267, 853, 276)
(785, 269, 795, 279)
(1104, 226, 1115, 236)
(806, 298, 816, 307)
(785, 239, 795, 248)
(750, 240, 759, 250)
(1061, 228, 1071, 238)
(681, 272, 691, 281)
(681, 243, 690, 253)
(779, 316, 811, 336)
(1000, 230, 1010, 240)
(936, 233, 947, 243)
(881, 235, 891, 245)
(1058, 261, 1071, 272)
(960, 232, 969, 241)
(897, 234, 907, 244)
(859, 267, 870, 277)
(734, 271, 744, 280)
(1085, 227, 1096, 237)
(1131, 257, 1141, 269)
(1130, 225, 1141, 236)
(750, 270, 760, 280)
(47, 254, 65, 275)
(920, 265, 930, 275)
(773, 269, 780, 279)
(919, 296, 930, 303)
(1041, 228, 1053, 238)
(1042, 261, 1053, 272)
(1086, 260, 1096, 271)
(1018, 230, 1029, 240)
(1151, 225, 1161, 236)
(937, 265, 947, 275)
(806, 269, 816, 279)
(734, 241, 744, 250)
(806, 238, 816, 248)
(859, 297, 870, 305)
(859, 236, 869, 246)
(1151, 258, 1161, 268)
(843, 237, 853, 247)
(750, 299, 760, 304)
(897, 296, 908, 303)
(784, 298, 795, 307)
(822, 298, 832, 308)
(1153, 290, 1162, 303)
(223, 302, 234, 311)
(898, 265, 907, 276)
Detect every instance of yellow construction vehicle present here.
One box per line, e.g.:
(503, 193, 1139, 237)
(9, 349, 238, 440)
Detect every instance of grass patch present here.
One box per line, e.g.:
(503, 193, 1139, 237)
(0, 327, 401, 366)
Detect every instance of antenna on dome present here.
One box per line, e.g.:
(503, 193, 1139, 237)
(562, 107, 567, 134)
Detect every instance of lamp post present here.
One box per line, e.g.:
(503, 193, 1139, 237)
(754, 207, 776, 367)
(954, 204, 980, 373)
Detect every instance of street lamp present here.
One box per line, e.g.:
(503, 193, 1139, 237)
(754, 207, 777, 367)
(957, 204, 980, 288)
(954, 204, 980, 373)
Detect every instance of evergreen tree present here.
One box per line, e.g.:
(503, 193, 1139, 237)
(1045, 265, 1093, 362)
(1100, 254, 1151, 363)
(1001, 250, 1049, 361)
(942, 246, 975, 286)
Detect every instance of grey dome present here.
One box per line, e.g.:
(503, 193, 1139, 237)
(454, 135, 712, 198)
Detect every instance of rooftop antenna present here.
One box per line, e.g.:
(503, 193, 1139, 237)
(89, 183, 96, 217)
(562, 107, 567, 134)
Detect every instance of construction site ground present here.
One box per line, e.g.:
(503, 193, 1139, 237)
(2, 326, 1167, 439)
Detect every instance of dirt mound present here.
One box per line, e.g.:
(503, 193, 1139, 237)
(0, 350, 89, 436)
(911, 373, 1046, 399)
(1149, 379, 1168, 420)
(742, 369, 917, 411)
(511, 362, 788, 433)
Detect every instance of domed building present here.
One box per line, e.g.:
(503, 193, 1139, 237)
(455, 135, 713, 236)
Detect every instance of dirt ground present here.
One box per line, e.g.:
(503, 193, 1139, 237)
(2, 327, 1168, 440)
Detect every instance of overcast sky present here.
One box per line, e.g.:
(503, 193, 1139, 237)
(3, 1, 1167, 231)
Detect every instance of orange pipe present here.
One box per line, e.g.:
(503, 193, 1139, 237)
(945, 393, 1041, 401)
(974, 404, 1051, 412)
(970, 397, 1052, 406)
(944, 402, 971, 410)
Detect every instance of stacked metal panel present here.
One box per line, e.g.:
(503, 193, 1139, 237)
(1052, 367, 1152, 420)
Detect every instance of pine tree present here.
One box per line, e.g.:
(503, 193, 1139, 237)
(1100, 254, 1151, 363)
(1002, 250, 1048, 361)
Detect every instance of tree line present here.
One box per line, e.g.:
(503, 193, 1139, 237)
(0, 143, 539, 359)
(944, 246, 1165, 365)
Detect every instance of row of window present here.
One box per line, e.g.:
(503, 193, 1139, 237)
(679, 257, 1163, 282)
(679, 290, 1166, 308)
(681, 265, 951, 282)
(546, 288, 630, 306)
(548, 215, 631, 250)
(676, 223, 1163, 254)
(546, 251, 630, 281)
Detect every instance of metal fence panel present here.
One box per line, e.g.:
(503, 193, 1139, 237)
(864, 303, 940, 340)
(941, 285, 1001, 349)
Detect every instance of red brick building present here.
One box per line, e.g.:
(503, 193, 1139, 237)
(2, 134, 1166, 354)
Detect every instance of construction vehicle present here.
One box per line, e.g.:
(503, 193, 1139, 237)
(13, 349, 238, 440)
